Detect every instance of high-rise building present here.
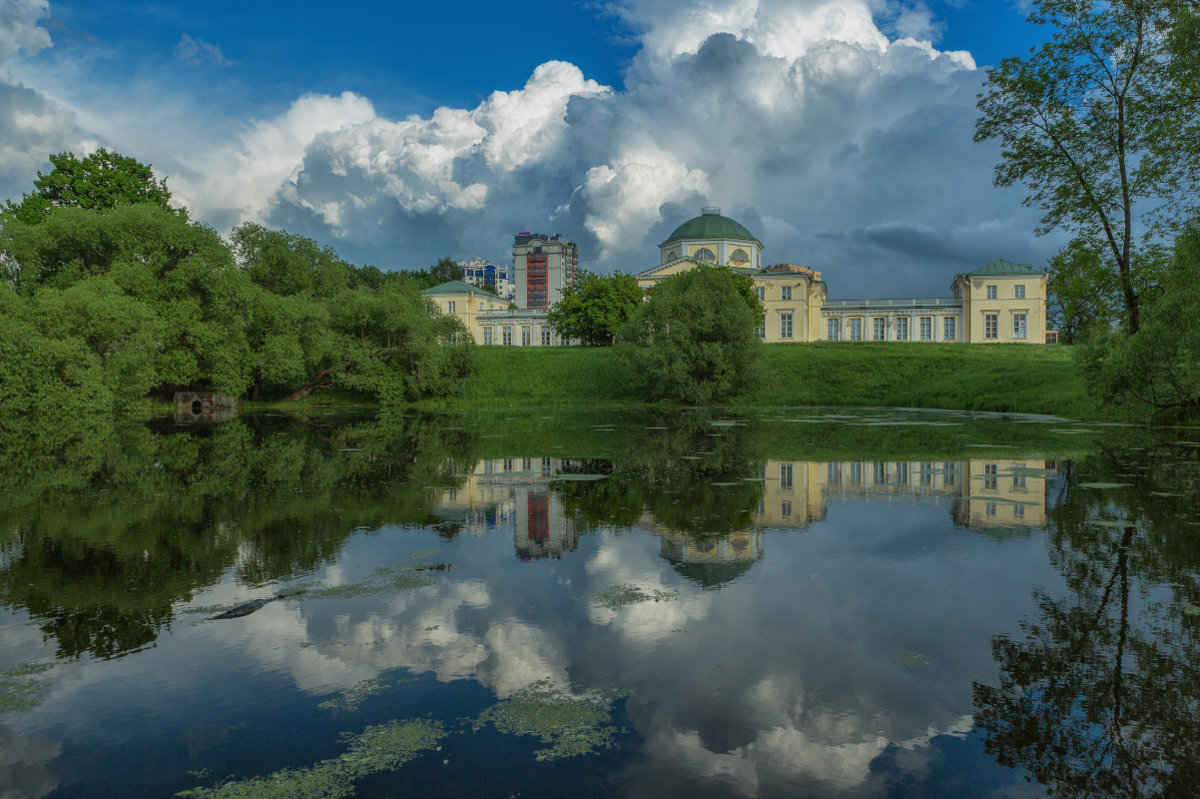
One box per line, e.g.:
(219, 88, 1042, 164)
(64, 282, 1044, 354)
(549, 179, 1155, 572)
(512, 232, 578, 310)
(457, 256, 513, 301)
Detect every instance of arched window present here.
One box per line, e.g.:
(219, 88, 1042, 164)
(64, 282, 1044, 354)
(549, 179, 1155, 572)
(730, 248, 749, 265)
(694, 247, 716, 262)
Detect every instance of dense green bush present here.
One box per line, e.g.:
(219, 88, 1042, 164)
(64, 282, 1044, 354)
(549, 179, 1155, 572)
(617, 265, 762, 403)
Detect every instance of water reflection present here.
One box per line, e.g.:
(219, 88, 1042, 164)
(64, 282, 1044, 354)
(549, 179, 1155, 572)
(973, 438, 1200, 798)
(438, 454, 1054, 573)
(1, 411, 1197, 797)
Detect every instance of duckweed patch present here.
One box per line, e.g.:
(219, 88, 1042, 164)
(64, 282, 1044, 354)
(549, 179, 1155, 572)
(177, 717, 446, 799)
(892, 649, 933, 667)
(0, 661, 53, 714)
(290, 566, 436, 600)
(590, 584, 679, 610)
(474, 680, 629, 761)
(319, 676, 407, 712)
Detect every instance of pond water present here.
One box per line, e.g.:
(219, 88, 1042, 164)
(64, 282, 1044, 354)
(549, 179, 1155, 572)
(2, 408, 1199, 798)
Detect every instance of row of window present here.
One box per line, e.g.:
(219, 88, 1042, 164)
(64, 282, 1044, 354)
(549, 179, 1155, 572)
(982, 312, 1027, 339)
(824, 316, 957, 342)
(773, 461, 1029, 491)
(753, 285, 795, 301)
(481, 325, 556, 346)
(985, 284, 1026, 299)
(689, 247, 751, 263)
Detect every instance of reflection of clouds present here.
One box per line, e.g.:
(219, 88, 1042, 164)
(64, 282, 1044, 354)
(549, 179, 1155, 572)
(478, 620, 568, 698)
(643, 730, 760, 797)
(189, 502, 1045, 796)
(750, 726, 887, 786)
(0, 725, 59, 799)
(239, 602, 376, 695)
(584, 538, 711, 640)
(632, 714, 975, 797)
(350, 581, 493, 688)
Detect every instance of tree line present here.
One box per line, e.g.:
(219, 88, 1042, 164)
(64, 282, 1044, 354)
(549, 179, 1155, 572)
(0, 149, 477, 436)
(975, 0, 1200, 420)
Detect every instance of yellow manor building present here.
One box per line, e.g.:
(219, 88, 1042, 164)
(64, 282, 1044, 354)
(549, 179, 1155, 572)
(424, 207, 1049, 345)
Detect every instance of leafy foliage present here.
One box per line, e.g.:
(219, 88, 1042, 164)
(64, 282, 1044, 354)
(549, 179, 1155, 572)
(1076, 220, 1200, 420)
(1045, 239, 1120, 343)
(547, 270, 643, 345)
(0, 152, 476, 415)
(974, 436, 1200, 797)
(975, 0, 1200, 333)
(3, 148, 179, 224)
(617, 266, 762, 403)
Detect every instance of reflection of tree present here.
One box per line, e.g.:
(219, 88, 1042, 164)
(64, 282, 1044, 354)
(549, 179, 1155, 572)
(973, 436, 1200, 797)
(557, 411, 766, 536)
(0, 414, 478, 660)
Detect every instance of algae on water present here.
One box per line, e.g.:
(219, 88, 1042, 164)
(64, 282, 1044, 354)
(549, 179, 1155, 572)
(589, 584, 679, 610)
(319, 676, 404, 712)
(177, 717, 446, 799)
(0, 661, 53, 714)
(892, 649, 933, 667)
(474, 680, 629, 762)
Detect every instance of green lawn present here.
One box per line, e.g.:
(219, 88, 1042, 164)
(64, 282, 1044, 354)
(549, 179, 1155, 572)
(445, 342, 1099, 419)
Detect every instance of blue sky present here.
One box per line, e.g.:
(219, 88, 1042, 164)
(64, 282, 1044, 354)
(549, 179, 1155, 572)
(1, 0, 1062, 297)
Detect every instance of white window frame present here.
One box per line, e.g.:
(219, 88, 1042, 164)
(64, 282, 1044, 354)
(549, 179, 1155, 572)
(780, 312, 794, 340)
(848, 318, 863, 341)
(943, 317, 956, 341)
(986, 285, 997, 299)
(754, 286, 765, 301)
(827, 318, 841, 341)
(780, 463, 793, 488)
(781, 285, 792, 301)
(521, 326, 531, 346)
(447, 301, 456, 313)
(1014, 284, 1026, 299)
(984, 313, 998, 339)
(541, 326, 551, 346)
(502, 326, 513, 345)
(1012, 312, 1027, 339)
(896, 317, 909, 341)
(873, 317, 886, 341)
(919, 317, 932, 341)
(758, 314, 766, 340)
(482, 327, 493, 346)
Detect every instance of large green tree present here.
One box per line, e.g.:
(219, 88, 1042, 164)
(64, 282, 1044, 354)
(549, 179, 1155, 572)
(617, 265, 763, 403)
(0, 204, 255, 400)
(547, 270, 643, 346)
(1075, 219, 1200, 419)
(4, 148, 181, 224)
(975, 0, 1200, 334)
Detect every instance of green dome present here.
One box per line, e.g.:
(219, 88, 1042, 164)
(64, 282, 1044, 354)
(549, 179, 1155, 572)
(662, 208, 760, 246)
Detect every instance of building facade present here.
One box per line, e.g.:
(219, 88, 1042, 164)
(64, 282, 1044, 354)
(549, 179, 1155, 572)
(458, 256, 513, 302)
(424, 208, 1050, 345)
(512, 232, 578, 310)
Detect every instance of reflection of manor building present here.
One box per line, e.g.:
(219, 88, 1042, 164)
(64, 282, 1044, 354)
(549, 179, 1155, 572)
(434, 458, 580, 559)
(424, 207, 1049, 345)
(659, 529, 763, 589)
(755, 458, 1049, 529)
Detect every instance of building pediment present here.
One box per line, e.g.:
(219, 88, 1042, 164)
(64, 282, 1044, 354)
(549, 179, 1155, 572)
(634, 257, 705, 280)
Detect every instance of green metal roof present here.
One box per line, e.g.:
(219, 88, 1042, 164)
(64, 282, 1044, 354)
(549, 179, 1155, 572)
(965, 259, 1042, 277)
(422, 280, 500, 297)
(662, 209, 761, 246)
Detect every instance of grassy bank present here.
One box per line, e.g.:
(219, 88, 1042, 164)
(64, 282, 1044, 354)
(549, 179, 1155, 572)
(452, 342, 1100, 419)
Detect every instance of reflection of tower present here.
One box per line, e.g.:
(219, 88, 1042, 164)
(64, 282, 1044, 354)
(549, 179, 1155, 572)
(659, 530, 762, 588)
(528, 490, 549, 542)
(514, 485, 578, 559)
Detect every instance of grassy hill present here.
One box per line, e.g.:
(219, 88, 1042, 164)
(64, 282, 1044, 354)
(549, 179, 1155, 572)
(450, 342, 1100, 419)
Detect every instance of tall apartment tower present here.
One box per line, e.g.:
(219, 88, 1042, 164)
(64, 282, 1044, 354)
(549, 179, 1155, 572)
(512, 232, 578, 310)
